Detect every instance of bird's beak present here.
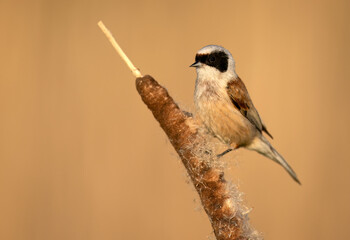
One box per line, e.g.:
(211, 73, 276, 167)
(190, 61, 201, 68)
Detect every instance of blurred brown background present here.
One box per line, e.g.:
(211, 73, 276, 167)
(1, 0, 349, 239)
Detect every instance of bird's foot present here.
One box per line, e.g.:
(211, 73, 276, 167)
(217, 148, 233, 158)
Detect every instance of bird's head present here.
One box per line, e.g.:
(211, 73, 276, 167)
(190, 45, 237, 81)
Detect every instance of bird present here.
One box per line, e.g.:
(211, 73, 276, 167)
(190, 45, 300, 184)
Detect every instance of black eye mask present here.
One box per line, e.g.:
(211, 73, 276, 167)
(195, 51, 228, 72)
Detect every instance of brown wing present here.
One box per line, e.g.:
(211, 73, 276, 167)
(226, 77, 273, 139)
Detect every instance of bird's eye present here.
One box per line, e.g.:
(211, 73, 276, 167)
(208, 56, 216, 63)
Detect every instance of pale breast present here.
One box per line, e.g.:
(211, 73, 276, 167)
(194, 82, 257, 147)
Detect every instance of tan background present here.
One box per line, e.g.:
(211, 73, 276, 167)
(1, 0, 349, 239)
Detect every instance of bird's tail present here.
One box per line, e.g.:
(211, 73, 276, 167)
(247, 136, 301, 184)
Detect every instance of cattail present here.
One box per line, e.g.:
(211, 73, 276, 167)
(98, 21, 260, 240)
